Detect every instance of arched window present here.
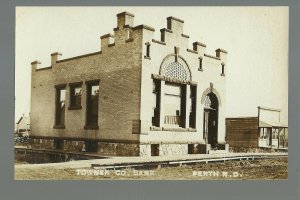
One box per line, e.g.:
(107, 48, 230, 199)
(160, 55, 191, 81)
(164, 62, 189, 80)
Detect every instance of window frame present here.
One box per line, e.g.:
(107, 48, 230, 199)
(54, 84, 66, 129)
(144, 42, 151, 59)
(68, 81, 83, 110)
(84, 79, 100, 130)
(221, 62, 225, 76)
(198, 56, 203, 71)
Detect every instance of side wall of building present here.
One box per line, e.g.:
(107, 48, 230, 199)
(225, 117, 259, 148)
(30, 14, 145, 155)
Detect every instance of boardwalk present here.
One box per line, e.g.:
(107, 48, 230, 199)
(15, 152, 287, 170)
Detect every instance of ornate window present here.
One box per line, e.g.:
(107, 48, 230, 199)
(164, 62, 189, 80)
(160, 55, 191, 81)
(204, 95, 212, 109)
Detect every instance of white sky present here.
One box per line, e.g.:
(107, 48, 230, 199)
(15, 6, 288, 124)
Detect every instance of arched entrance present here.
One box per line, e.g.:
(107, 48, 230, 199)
(203, 92, 219, 148)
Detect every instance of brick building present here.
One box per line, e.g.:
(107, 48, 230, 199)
(29, 11, 228, 156)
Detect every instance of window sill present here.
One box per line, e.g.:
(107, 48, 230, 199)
(84, 125, 99, 130)
(53, 125, 65, 129)
(68, 106, 82, 110)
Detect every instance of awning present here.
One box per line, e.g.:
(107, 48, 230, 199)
(259, 120, 288, 128)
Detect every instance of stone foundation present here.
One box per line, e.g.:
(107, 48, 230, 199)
(64, 140, 85, 152)
(140, 143, 194, 156)
(139, 144, 152, 156)
(28, 138, 55, 149)
(229, 146, 276, 153)
(97, 142, 140, 156)
(160, 144, 188, 156)
(28, 138, 140, 156)
(28, 138, 214, 156)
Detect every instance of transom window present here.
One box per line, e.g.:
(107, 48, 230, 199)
(164, 62, 189, 80)
(160, 55, 191, 81)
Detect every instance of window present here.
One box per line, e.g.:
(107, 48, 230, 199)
(221, 63, 225, 76)
(151, 144, 159, 156)
(145, 42, 151, 59)
(85, 80, 100, 129)
(54, 84, 66, 128)
(198, 57, 203, 71)
(85, 140, 98, 152)
(54, 139, 64, 150)
(189, 86, 197, 128)
(152, 80, 160, 127)
(164, 83, 186, 128)
(69, 82, 83, 109)
(188, 144, 194, 154)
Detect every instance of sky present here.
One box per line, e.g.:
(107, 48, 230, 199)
(15, 6, 288, 124)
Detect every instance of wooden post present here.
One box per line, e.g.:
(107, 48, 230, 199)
(277, 128, 280, 148)
(283, 128, 285, 148)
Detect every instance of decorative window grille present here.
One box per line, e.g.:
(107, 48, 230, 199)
(160, 55, 191, 81)
(204, 95, 212, 108)
(164, 62, 190, 80)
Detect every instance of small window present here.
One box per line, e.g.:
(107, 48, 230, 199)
(189, 85, 197, 128)
(151, 144, 159, 156)
(152, 80, 160, 127)
(85, 140, 98, 152)
(188, 144, 194, 154)
(54, 139, 64, 150)
(85, 80, 100, 129)
(198, 57, 203, 71)
(145, 42, 151, 59)
(221, 63, 225, 76)
(54, 84, 66, 128)
(69, 82, 83, 109)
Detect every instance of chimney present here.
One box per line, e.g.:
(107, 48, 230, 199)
(215, 48, 228, 61)
(193, 42, 206, 55)
(116, 11, 135, 28)
(100, 33, 114, 50)
(167, 16, 184, 34)
(51, 52, 62, 65)
(31, 60, 41, 70)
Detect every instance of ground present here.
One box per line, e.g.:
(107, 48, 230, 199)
(15, 157, 287, 180)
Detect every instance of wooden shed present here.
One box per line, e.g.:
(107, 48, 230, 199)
(226, 107, 288, 149)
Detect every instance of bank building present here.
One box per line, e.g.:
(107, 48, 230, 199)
(29, 11, 229, 156)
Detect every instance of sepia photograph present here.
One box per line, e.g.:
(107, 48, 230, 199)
(14, 6, 288, 180)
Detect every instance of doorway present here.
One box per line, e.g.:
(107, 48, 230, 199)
(203, 93, 219, 148)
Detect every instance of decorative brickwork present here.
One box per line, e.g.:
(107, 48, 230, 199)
(30, 11, 228, 156)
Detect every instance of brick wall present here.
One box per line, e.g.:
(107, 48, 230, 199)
(31, 14, 145, 143)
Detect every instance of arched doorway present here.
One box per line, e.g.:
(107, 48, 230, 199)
(203, 92, 219, 148)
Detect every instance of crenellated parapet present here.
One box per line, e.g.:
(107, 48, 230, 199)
(32, 11, 227, 72)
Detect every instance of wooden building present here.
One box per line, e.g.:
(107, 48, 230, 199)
(226, 107, 288, 149)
